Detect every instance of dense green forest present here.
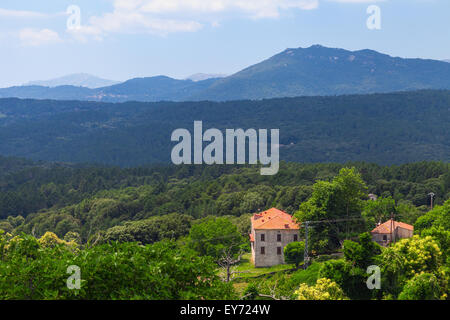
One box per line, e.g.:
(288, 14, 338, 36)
(0, 90, 449, 166)
(0, 158, 448, 300)
(0, 156, 448, 241)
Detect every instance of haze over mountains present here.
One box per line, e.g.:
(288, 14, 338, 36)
(186, 73, 227, 82)
(3, 45, 450, 102)
(24, 73, 120, 89)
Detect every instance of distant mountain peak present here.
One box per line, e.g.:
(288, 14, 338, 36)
(25, 73, 120, 89)
(186, 73, 227, 82)
(4, 45, 450, 102)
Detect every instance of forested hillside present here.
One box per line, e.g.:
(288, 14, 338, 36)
(0, 157, 448, 242)
(1, 159, 448, 300)
(0, 90, 449, 166)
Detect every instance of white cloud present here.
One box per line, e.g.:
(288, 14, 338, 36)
(327, 0, 385, 3)
(19, 28, 61, 46)
(70, 0, 319, 39)
(0, 8, 48, 18)
(138, 0, 319, 18)
(3, 0, 386, 43)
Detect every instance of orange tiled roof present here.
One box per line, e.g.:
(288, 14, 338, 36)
(251, 208, 300, 230)
(371, 219, 414, 234)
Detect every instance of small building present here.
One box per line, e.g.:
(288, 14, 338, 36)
(250, 208, 300, 267)
(371, 219, 413, 247)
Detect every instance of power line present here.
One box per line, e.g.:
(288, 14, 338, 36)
(303, 216, 365, 269)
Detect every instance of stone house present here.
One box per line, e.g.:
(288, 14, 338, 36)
(250, 208, 300, 267)
(371, 219, 414, 247)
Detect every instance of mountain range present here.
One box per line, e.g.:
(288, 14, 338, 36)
(2, 45, 450, 102)
(24, 73, 120, 89)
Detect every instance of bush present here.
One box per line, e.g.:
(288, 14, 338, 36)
(398, 273, 442, 300)
(295, 278, 348, 300)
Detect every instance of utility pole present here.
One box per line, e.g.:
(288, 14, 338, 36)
(390, 212, 395, 244)
(303, 221, 309, 270)
(301, 216, 365, 270)
(428, 192, 435, 210)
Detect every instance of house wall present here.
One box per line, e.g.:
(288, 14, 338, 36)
(372, 233, 391, 246)
(371, 227, 413, 247)
(396, 227, 413, 239)
(252, 229, 300, 267)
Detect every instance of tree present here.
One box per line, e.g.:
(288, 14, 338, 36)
(343, 232, 381, 268)
(38, 231, 76, 249)
(0, 233, 237, 300)
(318, 259, 369, 300)
(415, 200, 450, 233)
(188, 216, 245, 260)
(100, 213, 192, 245)
(378, 235, 446, 298)
(295, 278, 348, 300)
(240, 192, 265, 214)
(398, 273, 442, 300)
(295, 167, 368, 252)
(362, 197, 396, 229)
(217, 245, 245, 282)
(64, 231, 82, 245)
(284, 241, 305, 269)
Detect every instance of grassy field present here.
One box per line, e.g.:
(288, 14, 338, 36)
(231, 259, 324, 298)
(217, 252, 331, 298)
(231, 253, 295, 279)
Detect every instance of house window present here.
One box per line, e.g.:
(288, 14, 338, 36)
(261, 247, 265, 255)
(277, 247, 282, 255)
(277, 234, 282, 242)
(383, 235, 387, 241)
(261, 234, 265, 242)
(294, 234, 298, 241)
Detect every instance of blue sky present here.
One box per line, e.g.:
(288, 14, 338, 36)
(0, 0, 449, 87)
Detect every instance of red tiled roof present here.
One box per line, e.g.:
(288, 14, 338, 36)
(371, 219, 414, 234)
(251, 208, 300, 230)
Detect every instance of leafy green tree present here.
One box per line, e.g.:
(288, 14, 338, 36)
(415, 200, 450, 233)
(343, 232, 381, 268)
(188, 216, 245, 260)
(295, 167, 368, 252)
(318, 259, 369, 300)
(240, 192, 265, 214)
(398, 273, 442, 300)
(284, 241, 305, 268)
(0, 233, 236, 300)
(362, 197, 396, 229)
(64, 231, 82, 245)
(378, 235, 446, 298)
(100, 213, 192, 245)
